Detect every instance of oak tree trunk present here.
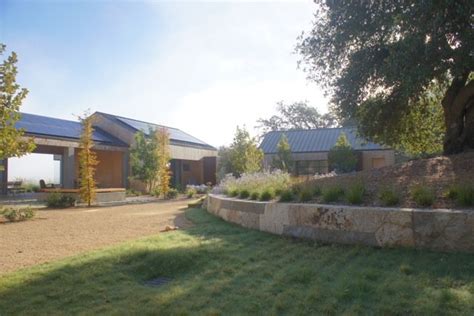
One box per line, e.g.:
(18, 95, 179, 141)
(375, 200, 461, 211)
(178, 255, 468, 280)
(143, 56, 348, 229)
(442, 74, 474, 155)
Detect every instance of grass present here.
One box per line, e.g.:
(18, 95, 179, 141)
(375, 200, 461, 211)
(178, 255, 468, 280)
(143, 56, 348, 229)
(1, 208, 474, 314)
(411, 185, 435, 207)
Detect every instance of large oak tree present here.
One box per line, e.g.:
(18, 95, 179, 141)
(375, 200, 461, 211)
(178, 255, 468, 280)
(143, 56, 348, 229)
(297, 1, 473, 154)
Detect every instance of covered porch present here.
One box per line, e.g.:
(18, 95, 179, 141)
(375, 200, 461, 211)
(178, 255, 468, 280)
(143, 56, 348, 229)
(0, 137, 129, 196)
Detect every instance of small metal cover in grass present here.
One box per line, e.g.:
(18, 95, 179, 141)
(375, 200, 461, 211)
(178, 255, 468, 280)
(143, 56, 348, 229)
(144, 277, 172, 288)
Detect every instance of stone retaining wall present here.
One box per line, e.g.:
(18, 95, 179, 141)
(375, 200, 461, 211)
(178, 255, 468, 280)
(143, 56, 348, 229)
(207, 194, 474, 252)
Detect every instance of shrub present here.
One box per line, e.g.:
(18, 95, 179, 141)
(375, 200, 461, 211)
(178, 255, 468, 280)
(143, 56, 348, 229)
(151, 187, 161, 197)
(46, 192, 76, 208)
(446, 185, 474, 207)
(322, 187, 344, 203)
(239, 189, 250, 199)
(126, 189, 141, 197)
(379, 188, 400, 206)
(346, 183, 365, 205)
(299, 188, 313, 202)
(279, 190, 295, 202)
(229, 189, 239, 197)
(259, 190, 274, 201)
(312, 186, 322, 197)
(166, 188, 179, 199)
(1, 207, 35, 222)
(250, 192, 260, 200)
(186, 187, 197, 198)
(411, 185, 435, 207)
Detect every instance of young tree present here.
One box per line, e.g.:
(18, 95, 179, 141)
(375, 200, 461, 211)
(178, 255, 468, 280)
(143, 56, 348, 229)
(271, 134, 292, 172)
(130, 129, 159, 193)
(257, 101, 337, 136)
(328, 132, 357, 173)
(78, 112, 99, 207)
(229, 126, 263, 176)
(155, 128, 171, 198)
(216, 146, 233, 182)
(297, 1, 473, 154)
(0, 43, 35, 161)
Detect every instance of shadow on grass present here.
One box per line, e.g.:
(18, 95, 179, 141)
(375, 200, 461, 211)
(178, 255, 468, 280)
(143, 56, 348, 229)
(1, 208, 474, 315)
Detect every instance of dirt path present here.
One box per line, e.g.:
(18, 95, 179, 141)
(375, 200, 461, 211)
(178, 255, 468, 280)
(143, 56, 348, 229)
(0, 200, 193, 275)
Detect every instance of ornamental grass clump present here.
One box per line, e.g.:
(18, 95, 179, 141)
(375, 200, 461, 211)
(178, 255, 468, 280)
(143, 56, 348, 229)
(446, 184, 474, 207)
(1, 207, 35, 222)
(259, 189, 275, 201)
(239, 189, 250, 199)
(411, 185, 435, 207)
(379, 188, 400, 206)
(250, 192, 260, 200)
(214, 171, 291, 199)
(322, 187, 344, 203)
(299, 188, 314, 202)
(279, 190, 295, 202)
(345, 183, 365, 205)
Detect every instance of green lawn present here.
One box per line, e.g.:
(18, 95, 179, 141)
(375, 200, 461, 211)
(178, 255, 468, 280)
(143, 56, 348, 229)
(1, 208, 474, 315)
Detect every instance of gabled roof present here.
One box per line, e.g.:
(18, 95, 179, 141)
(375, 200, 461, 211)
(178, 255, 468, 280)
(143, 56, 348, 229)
(16, 113, 128, 147)
(259, 128, 386, 154)
(95, 112, 216, 150)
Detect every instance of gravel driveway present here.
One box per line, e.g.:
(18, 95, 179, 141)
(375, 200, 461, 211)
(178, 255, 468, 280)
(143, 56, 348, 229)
(0, 200, 193, 274)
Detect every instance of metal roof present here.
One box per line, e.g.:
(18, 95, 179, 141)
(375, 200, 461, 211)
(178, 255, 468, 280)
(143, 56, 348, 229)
(95, 112, 216, 150)
(16, 113, 128, 147)
(259, 128, 386, 154)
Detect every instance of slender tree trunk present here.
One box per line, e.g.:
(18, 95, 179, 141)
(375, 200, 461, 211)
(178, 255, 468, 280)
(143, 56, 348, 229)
(442, 74, 474, 154)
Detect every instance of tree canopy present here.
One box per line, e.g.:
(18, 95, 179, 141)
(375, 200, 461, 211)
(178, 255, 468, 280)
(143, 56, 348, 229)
(271, 134, 292, 173)
(78, 112, 98, 207)
(297, 1, 473, 154)
(0, 43, 35, 160)
(130, 129, 159, 193)
(217, 127, 263, 179)
(328, 132, 357, 173)
(257, 101, 337, 136)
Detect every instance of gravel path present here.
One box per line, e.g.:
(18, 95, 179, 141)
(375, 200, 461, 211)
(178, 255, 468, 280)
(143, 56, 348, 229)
(0, 200, 193, 275)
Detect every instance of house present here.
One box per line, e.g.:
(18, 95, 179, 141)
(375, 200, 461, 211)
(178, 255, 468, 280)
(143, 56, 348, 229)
(259, 128, 394, 175)
(0, 112, 217, 194)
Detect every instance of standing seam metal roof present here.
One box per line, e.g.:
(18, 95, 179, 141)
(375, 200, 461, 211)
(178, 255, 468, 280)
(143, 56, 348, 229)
(259, 128, 386, 153)
(16, 113, 128, 147)
(95, 112, 216, 150)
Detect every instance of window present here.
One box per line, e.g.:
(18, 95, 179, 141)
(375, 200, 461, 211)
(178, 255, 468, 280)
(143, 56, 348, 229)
(371, 158, 385, 169)
(295, 160, 328, 175)
(182, 163, 190, 172)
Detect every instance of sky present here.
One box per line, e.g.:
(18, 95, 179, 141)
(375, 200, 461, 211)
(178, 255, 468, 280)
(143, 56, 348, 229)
(1, 0, 328, 181)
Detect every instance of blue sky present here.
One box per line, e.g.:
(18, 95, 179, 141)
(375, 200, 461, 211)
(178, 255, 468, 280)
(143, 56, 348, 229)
(2, 0, 328, 181)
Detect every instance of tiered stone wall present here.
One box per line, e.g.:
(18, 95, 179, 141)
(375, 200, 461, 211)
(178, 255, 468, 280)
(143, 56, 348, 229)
(207, 194, 474, 252)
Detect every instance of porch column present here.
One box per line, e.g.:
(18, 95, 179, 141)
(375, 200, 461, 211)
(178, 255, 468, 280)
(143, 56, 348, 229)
(122, 151, 129, 188)
(62, 147, 76, 188)
(0, 159, 7, 195)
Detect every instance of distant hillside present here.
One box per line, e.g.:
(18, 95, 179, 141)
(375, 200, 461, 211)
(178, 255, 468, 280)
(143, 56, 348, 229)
(310, 152, 474, 209)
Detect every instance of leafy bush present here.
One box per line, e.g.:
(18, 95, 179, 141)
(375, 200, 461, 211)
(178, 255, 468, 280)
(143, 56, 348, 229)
(446, 185, 474, 207)
(299, 188, 314, 202)
(23, 183, 40, 193)
(239, 189, 250, 199)
(1, 207, 35, 222)
(322, 187, 344, 203)
(379, 188, 400, 206)
(186, 187, 197, 198)
(411, 185, 435, 207)
(345, 183, 365, 205)
(259, 190, 274, 201)
(166, 188, 179, 199)
(151, 187, 161, 197)
(279, 190, 295, 202)
(46, 192, 76, 208)
(250, 192, 260, 200)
